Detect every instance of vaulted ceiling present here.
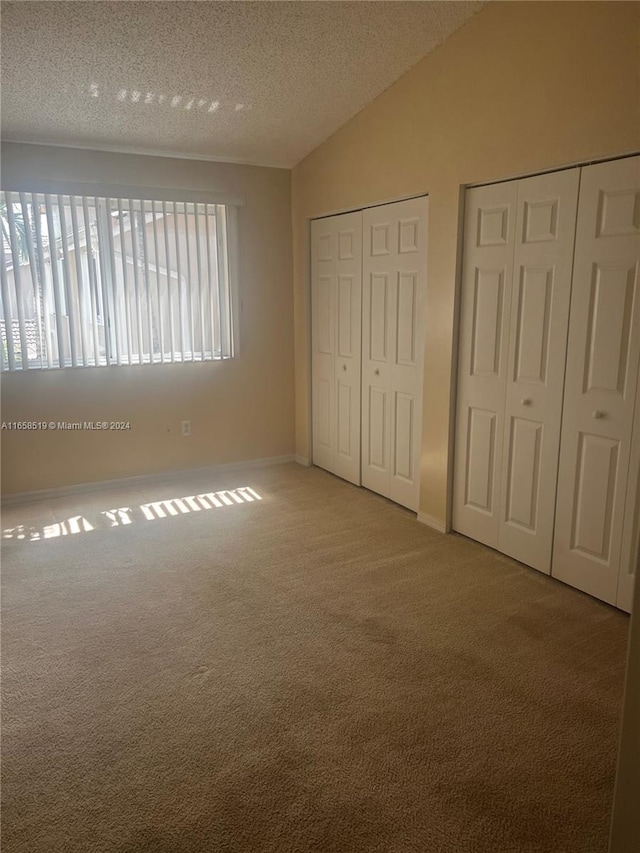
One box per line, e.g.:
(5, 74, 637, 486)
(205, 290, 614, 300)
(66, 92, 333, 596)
(1, 1, 486, 168)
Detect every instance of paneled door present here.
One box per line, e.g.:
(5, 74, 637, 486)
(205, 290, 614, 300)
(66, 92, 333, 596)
(453, 179, 518, 547)
(362, 196, 428, 511)
(311, 212, 363, 485)
(553, 156, 640, 606)
(453, 169, 579, 573)
(498, 169, 580, 571)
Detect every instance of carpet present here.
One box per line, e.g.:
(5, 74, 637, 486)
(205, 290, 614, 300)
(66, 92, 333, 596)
(1, 463, 629, 852)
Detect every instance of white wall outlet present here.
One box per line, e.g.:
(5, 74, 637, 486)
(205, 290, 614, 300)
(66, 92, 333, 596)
(181, 420, 191, 437)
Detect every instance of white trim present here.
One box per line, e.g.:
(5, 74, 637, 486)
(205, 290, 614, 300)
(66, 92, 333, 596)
(0, 176, 245, 208)
(417, 511, 447, 533)
(295, 455, 311, 467)
(1, 138, 291, 171)
(467, 150, 640, 189)
(1, 454, 295, 505)
(310, 191, 429, 223)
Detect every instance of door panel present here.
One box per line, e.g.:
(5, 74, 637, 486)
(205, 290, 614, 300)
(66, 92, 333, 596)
(504, 416, 543, 531)
(337, 275, 355, 357)
(512, 266, 553, 384)
(498, 168, 579, 573)
(311, 213, 362, 484)
(553, 156, 640, 604)
(471, 268, 506, 377)
(453, 181, 518, 546)
(362, 196, 428, 511)
(367, 385, 388, 472)
(369, 273, 389, 361)
(570, 433, 619, 560)
(465, 407, 498, 514)
(584, 264, 636, 394)
(393, 391, 414, 482)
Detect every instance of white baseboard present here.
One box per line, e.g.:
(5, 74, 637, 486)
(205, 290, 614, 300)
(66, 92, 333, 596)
(1, 454, 296, 506)
(417, 511, 448, 533)
(294, 455, 311, 467)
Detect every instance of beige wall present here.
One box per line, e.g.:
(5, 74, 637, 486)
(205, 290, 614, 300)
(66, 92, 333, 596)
(292, 0, 640, 524)
(1, 143, 294, 494)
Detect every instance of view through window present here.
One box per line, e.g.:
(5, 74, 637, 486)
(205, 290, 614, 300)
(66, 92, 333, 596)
(0, 191, 235, 369)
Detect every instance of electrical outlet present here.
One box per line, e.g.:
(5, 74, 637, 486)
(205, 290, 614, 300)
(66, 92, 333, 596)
(181, 420, 191, 437)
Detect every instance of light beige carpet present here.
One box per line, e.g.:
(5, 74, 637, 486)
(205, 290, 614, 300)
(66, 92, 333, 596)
(1, 463, 629, 852)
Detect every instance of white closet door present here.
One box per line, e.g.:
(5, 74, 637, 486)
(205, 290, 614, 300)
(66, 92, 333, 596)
(453, 180, 518, 547)
(454, 169, 579, 570)
(498, 168, 579, 572)
(311, 212, 362, 484)
(553, 156, 640, 605)
(362, 196, 428, 511)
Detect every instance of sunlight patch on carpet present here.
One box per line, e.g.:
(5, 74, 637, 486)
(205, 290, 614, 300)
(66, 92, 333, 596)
(2, 486, 263, 542)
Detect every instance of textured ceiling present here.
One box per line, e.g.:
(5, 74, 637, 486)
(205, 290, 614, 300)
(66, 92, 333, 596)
(1, 1, 487, 168)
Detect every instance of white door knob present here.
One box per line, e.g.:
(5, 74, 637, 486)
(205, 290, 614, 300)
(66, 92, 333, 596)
(342, 364, 347, 371)
(374, 368, 380, 376)
(593, 410, 604, 419)
(521, 398, 531, 407)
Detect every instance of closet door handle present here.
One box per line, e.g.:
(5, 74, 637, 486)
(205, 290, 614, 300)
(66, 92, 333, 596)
(342, 364, 347, 371)
(520, 398, 532, 407)
(374, 368, 380, 376)
(592, 410, 604, 419)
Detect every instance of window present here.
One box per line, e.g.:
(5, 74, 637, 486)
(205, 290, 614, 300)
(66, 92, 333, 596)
(0, 190, 236, 369)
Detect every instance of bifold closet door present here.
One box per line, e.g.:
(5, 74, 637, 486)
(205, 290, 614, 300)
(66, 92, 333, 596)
(311, 212, 362, 485)
(553, 156, 640, 608)
(453, 168, 580, 573)
(452, 179, 518, 547)
(361, 197, 428, 511)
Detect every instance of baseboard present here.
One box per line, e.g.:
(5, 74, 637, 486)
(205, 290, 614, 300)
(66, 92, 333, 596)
(1, 454, 296, 506)
(294, 455, 311, 467)
(417, 511, 448, 533)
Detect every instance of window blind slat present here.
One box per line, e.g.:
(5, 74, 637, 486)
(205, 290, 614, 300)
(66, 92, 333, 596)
(103, 199, 120, 365)
(215, 205, 230, 359)
(43, 197, 67, 365)
(0, 242, 17, 371)
(69, 197, 89, 366)
(128, 198, 145, 364)
(116, 200, 134, 364)
(31, 193, 55, 369)
(172, 201, 185, 361)
(151, 201, 165, 363)
(227, 206, 238, 355)
(161, 201, 175, 363)
(203, 205, 216, 357)
(140, 201, 153, 364)
(81, 197, 101, 366)
(194, 205, 205, 360)
(6, 193, 31, 368)
(19, 193, 46, 367)
(183, 204, 195, 361)
(96, 198, 116, 365)
(56, 195, 79, 368)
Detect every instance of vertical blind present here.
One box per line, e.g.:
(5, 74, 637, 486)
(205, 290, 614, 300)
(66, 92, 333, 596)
(0, 191, 236, 370)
